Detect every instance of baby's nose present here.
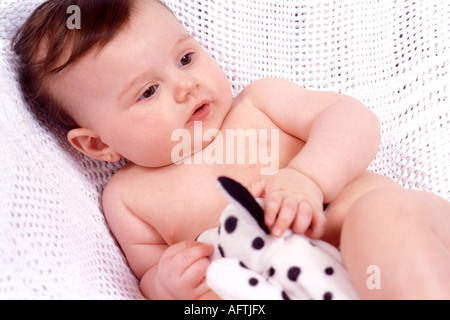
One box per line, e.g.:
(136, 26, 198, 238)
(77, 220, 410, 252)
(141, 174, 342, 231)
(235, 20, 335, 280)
(174, 74, 198, 103)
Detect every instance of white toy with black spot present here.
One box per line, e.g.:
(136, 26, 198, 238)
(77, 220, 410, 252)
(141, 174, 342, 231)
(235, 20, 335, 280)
(197, 176, 360, 300)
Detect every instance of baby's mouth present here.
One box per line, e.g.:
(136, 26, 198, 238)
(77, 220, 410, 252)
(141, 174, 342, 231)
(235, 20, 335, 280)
(194, 105, 205, 114)
(188, 102, 211, 122)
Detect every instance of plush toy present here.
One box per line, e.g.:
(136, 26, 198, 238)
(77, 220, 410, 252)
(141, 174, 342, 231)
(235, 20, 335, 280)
(197, 176, 360, 300)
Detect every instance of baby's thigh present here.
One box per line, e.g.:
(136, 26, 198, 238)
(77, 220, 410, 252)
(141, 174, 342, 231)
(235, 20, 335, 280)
(339, 174, 450, 248)
(345, 179, 450, 243)
(345, 186, 450, 239)
(339, 186, 450, 298)
(409, 190, 450, 248)
(322, 171, 402, 245)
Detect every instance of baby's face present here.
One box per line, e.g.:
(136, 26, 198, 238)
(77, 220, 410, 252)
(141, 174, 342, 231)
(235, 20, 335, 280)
(55, 1, 232, 167)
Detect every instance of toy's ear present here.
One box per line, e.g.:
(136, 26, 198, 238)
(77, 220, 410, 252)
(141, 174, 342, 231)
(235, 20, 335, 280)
(218, 176, 270, 234)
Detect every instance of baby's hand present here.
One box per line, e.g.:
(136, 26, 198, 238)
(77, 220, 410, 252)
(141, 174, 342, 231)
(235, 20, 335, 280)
(250, 167, 325, 238)
(157, 241, 214, 300)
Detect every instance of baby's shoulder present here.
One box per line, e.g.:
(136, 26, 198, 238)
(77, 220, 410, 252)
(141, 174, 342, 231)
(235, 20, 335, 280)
(235, 78, 308, 104)
(104, 162, 161, 195)
(102, 164, 162, 212)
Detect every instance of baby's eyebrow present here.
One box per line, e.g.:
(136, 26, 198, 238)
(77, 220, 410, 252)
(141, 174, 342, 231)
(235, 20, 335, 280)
(174, 33, 192, 47)
(120, 74, 145, 100)
(119, 33, 193, 100)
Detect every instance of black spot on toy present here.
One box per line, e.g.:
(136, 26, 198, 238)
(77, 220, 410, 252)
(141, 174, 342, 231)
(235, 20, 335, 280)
(224, 216, 238, 233)
(287, 266, 301, 281)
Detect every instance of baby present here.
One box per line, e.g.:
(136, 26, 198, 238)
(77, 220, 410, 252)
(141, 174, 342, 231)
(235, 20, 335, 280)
(14, 0, 450, 300)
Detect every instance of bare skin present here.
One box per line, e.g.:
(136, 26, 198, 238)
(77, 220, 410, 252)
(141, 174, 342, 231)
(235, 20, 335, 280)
(47, 1, 450, 299)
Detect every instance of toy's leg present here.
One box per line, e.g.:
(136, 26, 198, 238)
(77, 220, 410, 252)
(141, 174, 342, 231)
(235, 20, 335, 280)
(340, 187, 450, 299)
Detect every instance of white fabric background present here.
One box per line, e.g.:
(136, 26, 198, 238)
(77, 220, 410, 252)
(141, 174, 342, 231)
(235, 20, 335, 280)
(0, 0, 449, 299)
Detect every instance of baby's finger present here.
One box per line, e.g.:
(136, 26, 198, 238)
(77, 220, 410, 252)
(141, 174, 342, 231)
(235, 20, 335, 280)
(164, 241, 206, 259)
(181, 255, 211, 288)
(305, 210, 327, 239)
(249, 179, 266, 198)
(292, 201, 313, 234)
(172, 242, 214, 268)
(264, 192, 283, 227)
(271, 197, 298, 237)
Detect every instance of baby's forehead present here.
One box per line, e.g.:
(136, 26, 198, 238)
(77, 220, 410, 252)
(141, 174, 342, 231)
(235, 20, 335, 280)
(58, 0, 179, 73)
(52, 2, 192, 94)
(70, 4, 181, 61)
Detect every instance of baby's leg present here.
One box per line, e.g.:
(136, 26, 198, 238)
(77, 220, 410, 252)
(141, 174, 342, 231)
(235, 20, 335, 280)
(340, 187, 450, 299)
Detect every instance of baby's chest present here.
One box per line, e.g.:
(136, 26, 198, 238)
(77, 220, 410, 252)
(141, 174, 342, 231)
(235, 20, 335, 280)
(204, 105, 304, 172)
(131, 164, 227, 243)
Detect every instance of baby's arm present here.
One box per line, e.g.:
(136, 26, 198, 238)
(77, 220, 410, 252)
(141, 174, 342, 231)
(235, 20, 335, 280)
(102, 180, 216, 300)
(244, 78, 381, 237)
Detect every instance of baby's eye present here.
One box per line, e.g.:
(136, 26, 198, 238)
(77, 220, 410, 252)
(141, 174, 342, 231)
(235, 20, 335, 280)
(139, 85, 158, 100)
(179, 53, 193, 67)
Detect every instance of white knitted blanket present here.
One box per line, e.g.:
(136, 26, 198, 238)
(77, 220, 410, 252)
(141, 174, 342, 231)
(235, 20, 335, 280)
(1, 0, 449, 299)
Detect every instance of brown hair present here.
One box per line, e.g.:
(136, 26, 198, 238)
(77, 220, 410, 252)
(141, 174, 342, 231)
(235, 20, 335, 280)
(13, 0, 135, 129)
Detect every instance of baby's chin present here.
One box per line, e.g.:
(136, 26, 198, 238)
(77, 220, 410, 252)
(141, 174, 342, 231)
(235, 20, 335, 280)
(169, 139, 217, 166)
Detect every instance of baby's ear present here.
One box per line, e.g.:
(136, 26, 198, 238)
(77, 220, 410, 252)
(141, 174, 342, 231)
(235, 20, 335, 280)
(67, 128, 119, 162)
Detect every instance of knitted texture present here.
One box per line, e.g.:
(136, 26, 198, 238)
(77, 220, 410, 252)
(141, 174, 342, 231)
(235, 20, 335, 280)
(1, 0, 449, 299)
